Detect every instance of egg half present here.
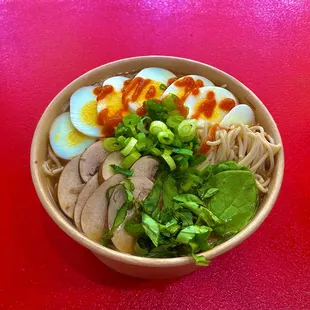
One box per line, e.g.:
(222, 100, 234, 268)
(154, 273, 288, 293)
(97, 76, 129, 116)
(49, 112, 96, 160)
(220, 104, 255, 128)
(161, 75, 214, 100)
(128, 67, 176, 113)
(70, 86, 103, 137)
(184, 86, 238, 127)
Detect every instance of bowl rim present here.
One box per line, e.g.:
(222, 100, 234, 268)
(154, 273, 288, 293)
(30, 55, 284, 267)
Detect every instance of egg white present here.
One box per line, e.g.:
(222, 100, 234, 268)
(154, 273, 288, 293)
(184, 86, 238, 127)
(70, 86, 103, 137)
(135, 67, 176, 84)
(161, 75, 214, 99)
(129, 67, 176, 113)
(97, 76, 129, 114)
(49, 112, 96, 160)
(220, 104, 255, 128)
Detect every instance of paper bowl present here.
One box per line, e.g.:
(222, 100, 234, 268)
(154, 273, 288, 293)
(30, 56, 284, 279)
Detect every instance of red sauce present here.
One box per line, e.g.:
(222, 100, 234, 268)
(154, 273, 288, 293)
(174, 96, 188, 117)
(122, 77, 151, 108)
(167, 77, 177, 86)
(136, 102, 147, 116)
(93, 85, 114, 101)
(132, 78, 151, 102)
(174, 76, 204, 103)
(219, 98, 235, 111)
(123, 79, 132, 87)
(93, 87, 103, 96)
(97, 108, 124, 137)
(192, 91, 216, 119)
(145, 85, 156, 99)
(200, 123, 219, 153)
(175, 76, 196, 88)
(195, 79, 204, 87)
(192, 87, 199, 95)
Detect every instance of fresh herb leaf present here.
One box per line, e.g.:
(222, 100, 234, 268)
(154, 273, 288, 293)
(202, 188, 219, 199)
(175, 209, 194, 227)
(124, 219, 145, 237)
(110, 182, 135, 231)
(159, 218, 181, 237)
(189, 154, 207, 167)
(207, 170, 258, 236)
(147, 244, 178, 258)
(112, 203, 129, 230)
(192, 254, 211, 266)
(110, 164, 134, 176)
(134, 241, 149, 256)
(180, 201, 220, 227)
(176, 225, 212, 244)
(143, 183, 162, 215)
(142, 213, 160, 247)
(145, 99, 168, 121)
(163, 175, 178, 208)
(211, 161, 249, 175)
(174, 194, 204, 205)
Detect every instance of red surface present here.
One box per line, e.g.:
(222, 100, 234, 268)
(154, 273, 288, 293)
(1, 1, 310, 309)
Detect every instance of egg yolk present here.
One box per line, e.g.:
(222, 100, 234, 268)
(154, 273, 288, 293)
(102, 91, 123, 112)
(67, 129, 87, 146)
(136, 80, 163, 102)
(81, 100, 98, 126)
(191, 91, 234, 122)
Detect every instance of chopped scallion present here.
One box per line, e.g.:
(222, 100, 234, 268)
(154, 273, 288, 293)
(178, 120, 197, 142)
(103, 138, 122, 152)
(121, 151, 142, 169)
(157, 129, 174, 145)
(150, 121, 168, 135)
(120, 137, 138, 156)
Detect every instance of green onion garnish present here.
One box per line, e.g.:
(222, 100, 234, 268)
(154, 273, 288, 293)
(162, 149, 176, 170)
(150, 147, 162, 156)
(178, 120, 197, 142)
(157, 130, 174, 145)
(173, 148, 193, 156)
(159, 84, 167, 90)
(121, 151, 142, 169)
(123, 114, 141, 127)
(150, 121, 168, 135)
(120, 137, 138, 156)
(167, 115, 185, 128)
(103, 138, 122, 152)
(136, 132, 147, 151)
(110, 164, 134, 176)
(162, 94, 177, 112)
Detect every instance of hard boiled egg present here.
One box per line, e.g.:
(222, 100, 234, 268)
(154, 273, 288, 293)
(128, 67, 176, 113)
(97, 76, 129, 115)
(161, 75, 214, 99)
(49, 112, 96, 160)
(184, 86, 238, 127)
(70, 86, 103, 137)
(220, 104, 255, 128)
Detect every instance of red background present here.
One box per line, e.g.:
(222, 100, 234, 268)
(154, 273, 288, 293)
(1, 1, 310, 309)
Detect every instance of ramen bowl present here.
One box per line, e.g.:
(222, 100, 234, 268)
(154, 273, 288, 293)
(30, 56, 284, 279)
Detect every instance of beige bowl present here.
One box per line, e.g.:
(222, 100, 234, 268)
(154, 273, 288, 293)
(30, 56, 284, 279)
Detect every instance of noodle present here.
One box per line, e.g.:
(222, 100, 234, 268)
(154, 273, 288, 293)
(42, 146, 64, 176)
(201, 123, 281, 192)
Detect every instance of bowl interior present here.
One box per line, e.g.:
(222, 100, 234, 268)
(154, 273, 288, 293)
(31, 56, 284, 267)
